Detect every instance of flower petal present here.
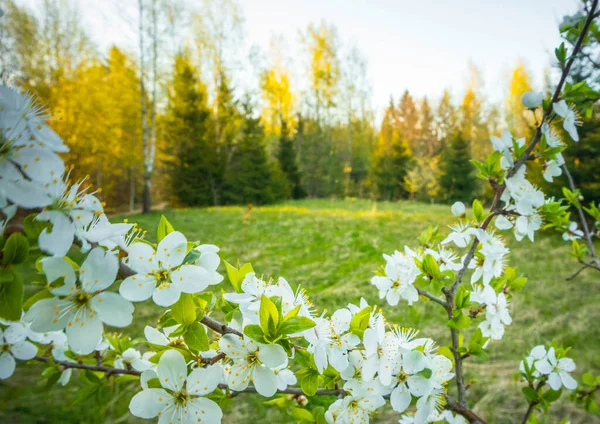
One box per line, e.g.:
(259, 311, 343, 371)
(258, 343, 287, 368)
(41, 257, 77, 296)
(129, 388, 170, 419)
(187, 397, 223, 424)
(10, 341, 37, 360)
(152, 284, 181, 307)
(157, 349, 188, 392)
(390, 386, 411, 413)
(80, 247, 118, 292)
(126, 242, 157, 274)
(37, 211, 75, 257)
(145, 326, 169, 346)
(90, 292, 133, 327)
(253, 365, 277, 397)
(0, 352, 16, 379)
(171, 264, 210, 294)
(65, 310, 103, 355)
(24, 298, 71, 332)
(187, 364, 223, 395)
(119, 274, 156, 302)
(156, 231, 187, 269)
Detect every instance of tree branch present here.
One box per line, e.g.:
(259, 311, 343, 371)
(521, 379, 546, 424)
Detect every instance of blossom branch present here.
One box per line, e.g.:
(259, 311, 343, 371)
(520, 379, 547, 424)
(445, 0, 598, 408)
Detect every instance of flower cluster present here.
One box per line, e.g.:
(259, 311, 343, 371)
(520, 345, 578, 391)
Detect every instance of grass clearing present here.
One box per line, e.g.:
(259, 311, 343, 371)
(1, 199, 598, 423)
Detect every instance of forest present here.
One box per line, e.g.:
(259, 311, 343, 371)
(1, 0, 598, 212)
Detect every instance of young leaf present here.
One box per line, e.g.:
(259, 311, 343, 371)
(2, 233, 29, 266)
(0, 270, 23, 321)
(279, 316, 316, 335)
(349, 306, 372, 338)
(472, 199, 484, 223)
(183, 322, 209, 352)
(157, 215, 175, 242)
(243, 324, 266, 343)
(171, 294, 197, 325)
(259, 295, 280, 336)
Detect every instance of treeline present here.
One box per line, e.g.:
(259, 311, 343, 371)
(1, 0, 598, 210)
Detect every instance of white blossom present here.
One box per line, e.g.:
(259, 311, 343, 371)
(442, 222, 476, 248)
(24, 248, 134, 354)
(562, 221, 584, 241)
(114, 348, 153, 372)
(0, 324, 37, 379)
(324, 391, 385, 424)
(451, 202, 465, 217)
(120, 231, 214, 307)
(371, 250, 420, 306)
(534, 347, 578, 391)
(553, 100, 580, 142)
(473, 285, 512, 341)
(521, 92, 543, 109)
(219, 334, 288, 397)
(129, 349, 223, 423)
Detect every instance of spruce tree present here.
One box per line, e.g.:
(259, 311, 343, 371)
(438, 132, 476, 203)
(368, 101, 413, 200)
(223, 101, 275, 205)
(164, 54, 214, 206)
(278, 119, 306, 199)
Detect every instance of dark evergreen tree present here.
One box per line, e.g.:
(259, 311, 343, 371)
(278, 119, 306, 199)
(368, 101, 413, 200)
(164, 54, 214, 206)
(438, 132, 476, 203)
(222, 101, 275, 205)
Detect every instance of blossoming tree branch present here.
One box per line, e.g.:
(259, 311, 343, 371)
(1, 2, 600, 424)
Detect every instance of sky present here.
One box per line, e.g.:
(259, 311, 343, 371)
(21, 0, 582, 111)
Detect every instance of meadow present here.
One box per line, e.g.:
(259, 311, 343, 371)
(1, 199, 598, 423)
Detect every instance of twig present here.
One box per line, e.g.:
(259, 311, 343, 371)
(444, 394, 487, 424)
(561, 162, 600, 269)
(416, 287, 448, 308)
(566, 260, 600, 280)
(521, 379, 546, 424)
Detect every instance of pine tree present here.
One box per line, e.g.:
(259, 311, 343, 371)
(368, 102, 413, 200)
(438, 132, 476, 203)
(418, 97, 437, 157)
(223, 101, 275, 205)
(164, 53, 214, 206)
(397, 90, 419, 152)
(278, 120, 306, 199)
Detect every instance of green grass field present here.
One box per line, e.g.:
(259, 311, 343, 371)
(1, 199, 598, 423)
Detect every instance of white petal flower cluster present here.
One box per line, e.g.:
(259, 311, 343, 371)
(490, 130, 526, 170)
(0, 322, 38, 379)
(0, 86, 67, 209)
(520, 345, 577, 391)
(129, 350, 223, 424)
(219, 334, 288, 397)
(470, 285, 512, 341)
(120, 231, 222, 307)
(325, 322, 453, 424)
(114, 347, 154, 372)
(371, 249, 420, 306)
(562, 221, 584, 241)
(24, 248, 134, 354)
(223, 273, 314, 327)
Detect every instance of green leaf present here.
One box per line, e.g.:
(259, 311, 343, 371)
(2, 232, 29, 265)
(472, 199, 484, 223)
(243, 324, 266, 343)
(23, 214, 49, 240)
(419, 368, 433, 379)
(224, 260, 254, 293)
(283, 304, 302, 320)
(183, 322, 209, 352)
(349, 306, 371, 338)
(582, 372, 595, 386)
(157, 215, 175, 242)
(555, 42, 567, 64)
(292, 408, 314, 423)
(0, 270, 23, 321)
(279, 316, 316, 335)
(422, 254, 440, 279)
(300, 370, 320, 396)
(183, 249, 201, 265)
(522, 386, 539, 402)
(447, 310, 470, 330)
(171, 294, 197, 325)
(542, 388, 562, 403)
(23, 289, 53, 311)
(455, 285, 470, 309)
(259, 295, 280, 336)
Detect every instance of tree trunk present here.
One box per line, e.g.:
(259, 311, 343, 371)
(142, 172, 151, 214)
(128, 166, 135, 213)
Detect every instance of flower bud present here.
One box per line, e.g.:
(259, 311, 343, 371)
(521, 92, 543, 109)
(451, 201, 465, 217)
